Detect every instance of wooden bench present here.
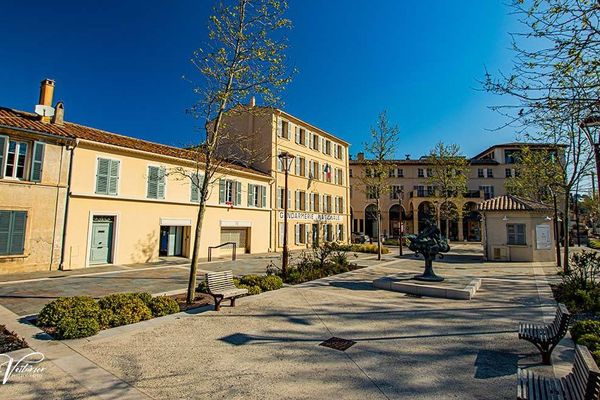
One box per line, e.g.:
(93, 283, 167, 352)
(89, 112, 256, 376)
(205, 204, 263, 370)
(517, 345, 600, 400)
(205, 270, 248, 311)
(519, 303, 571, 364)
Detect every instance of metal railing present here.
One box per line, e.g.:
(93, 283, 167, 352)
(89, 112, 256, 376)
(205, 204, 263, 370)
(207, 242, 237, 262)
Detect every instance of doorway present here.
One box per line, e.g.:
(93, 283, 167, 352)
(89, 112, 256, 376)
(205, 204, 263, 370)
(312, 224, 319, 247)
(159, 226, 184, 256)
(90, 216, 114, 265)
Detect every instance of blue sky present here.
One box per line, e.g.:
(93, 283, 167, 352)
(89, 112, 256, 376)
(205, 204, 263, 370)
(0, 1, 519, 159)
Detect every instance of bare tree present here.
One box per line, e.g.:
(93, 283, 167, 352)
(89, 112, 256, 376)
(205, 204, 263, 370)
(183, 0, 292, 304)
(426, 142, 469, 239)
(359, 111, 400, 260)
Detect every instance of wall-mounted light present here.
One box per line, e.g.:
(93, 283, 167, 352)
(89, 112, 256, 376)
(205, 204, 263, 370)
(545, 216, 552, 221)
(502, 216, 509, 221)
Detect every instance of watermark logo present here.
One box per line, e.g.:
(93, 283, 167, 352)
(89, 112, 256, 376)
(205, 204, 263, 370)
(0, 352, 45, 384)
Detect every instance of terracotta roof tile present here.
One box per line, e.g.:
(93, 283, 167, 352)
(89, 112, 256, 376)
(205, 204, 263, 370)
(478, 194, 552, 212)
(0, 107, 269, 177)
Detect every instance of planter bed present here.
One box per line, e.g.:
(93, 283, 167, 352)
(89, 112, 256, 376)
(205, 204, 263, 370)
(0, 324, 27, 353)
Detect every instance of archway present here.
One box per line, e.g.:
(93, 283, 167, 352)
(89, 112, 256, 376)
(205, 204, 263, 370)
(463, 202, 481, 242)
(417, 201, 436, 233)
(439, 201, 459, 240)
(365, 204, 379, 239)
(389, 204, 407, 238)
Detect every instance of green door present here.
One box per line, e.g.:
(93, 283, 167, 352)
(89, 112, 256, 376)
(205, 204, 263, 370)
(90, 218, 113, 264)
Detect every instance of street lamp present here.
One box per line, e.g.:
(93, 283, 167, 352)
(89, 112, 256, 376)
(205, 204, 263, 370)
(580, 114, 600, 194)
(278, 151, 295, 276)
(396, 188, 404, 256)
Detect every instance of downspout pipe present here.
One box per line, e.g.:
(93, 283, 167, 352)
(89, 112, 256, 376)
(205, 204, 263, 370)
(59, 138, 79, 270)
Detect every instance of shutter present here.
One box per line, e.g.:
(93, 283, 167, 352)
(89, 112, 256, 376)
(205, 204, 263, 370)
(277, 117, 283, 137)
(248, 184, 254, 207)
(295, 126, 300, 143)
(157, 167, 166, 199)
(277, 187, 282, 208)
(295, 224, 300, 244)
(261, 186, 266, 208)
(236, 181, 242, 205)
(108, 159, 119, 195)
(287, 121, 292, 139)
(295, 191, 300, 210)
(30, 141, 45, 182)
(219, 179, 225, 204)
(308, 133, 313, 149)
(96, 158, 110, 194)
(0, 211, 10, 255)
(287, 189, 291, 209)
(295, 157, 300, 175)
(9, 211, 26, 254)
(191, 174, 199, 202)
(0, 136, 6, 178)
(147, 166, 158, 198)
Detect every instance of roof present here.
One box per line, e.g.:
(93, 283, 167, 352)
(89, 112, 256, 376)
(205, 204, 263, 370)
(470, 142, 562, 161)
(0, 107, 270, 178)
(478, 195, 552, 212)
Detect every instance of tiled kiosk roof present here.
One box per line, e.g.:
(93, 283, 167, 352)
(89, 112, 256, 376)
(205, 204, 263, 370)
(0, 107, 269, 177)
(478, 195, 552, 212)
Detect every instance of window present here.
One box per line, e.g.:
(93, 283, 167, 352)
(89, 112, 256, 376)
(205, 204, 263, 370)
(504, 149, 520, 164)
(295, 127, 306, 145)
(335, 168, 343, 185)
(278, 118, 290, 139)
(486, 168, 494, 178)
(311, 133, 320, 151)
(147, 166, 166, 199)
(388, 168, 395, 178)
(365, 168, 372, 178)
(96, 158, 120, 195)
(0, 138, 45, 182)
(507, 223, 526, 245)
(426, 168, 432, 177)
(397, 168, 404, 177)
(477, 168, 484, 178)
(418, 168, 424, 178)
(324, 224, 333, 241)
(295, 156, 306, 177)
(277, 152, 284, 172)
(248, 184, 267, 208)
(190, 173, 205, 202)
(278, 222, 284, 247)
(295, 190, 306, 211)
(349, 169, 353, 177)
(367, 186, 379, 199)
(390, 185, 403, 199)
(4, 140, 28, 180)
(309, 192, 320, 212)
(324, 140, 331, 155)
(295, 224, 307, 244)
(219, 179, 242, 205)
(323, 195, 332, 213)
(335, 197, 344, 213)
(322, 164, 332, 183)
(505, 168, 512, 178)
(479, 185, 494, 200)
(0, 210, 27, 255)
(337, 224, 344, 241)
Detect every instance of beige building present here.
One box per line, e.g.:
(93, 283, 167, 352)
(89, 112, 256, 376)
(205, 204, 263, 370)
(221, 103, 351, 250)
(349, 143, 554, 242)
(0, 80, 273, 273)
(479, 195, 556, 262)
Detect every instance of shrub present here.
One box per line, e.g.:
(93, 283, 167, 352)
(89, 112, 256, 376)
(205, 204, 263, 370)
(54, 316, 100, 340)
(197, 279, 209, 293)
(571, 320, 600, 341)
(589, 239, 600, 250)
(351, 243, 390, 254)
(260, 275, 283, 291)
(131, 292, 152, 306)
(577, 333, 600, 352)
(148, 296, 180, 317)
(239, 275, 263, 287)
(38, 296, 99, 328)
(239, 284, 262, 295)
(98, 293, 152, 328)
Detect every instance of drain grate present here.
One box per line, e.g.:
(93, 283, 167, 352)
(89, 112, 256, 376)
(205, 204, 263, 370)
(319, 337, 356, 351)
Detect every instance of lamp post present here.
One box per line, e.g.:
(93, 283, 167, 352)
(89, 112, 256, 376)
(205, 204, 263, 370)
(581, 115, 600, 196)
(549, 187, 562, 269)
(278, 151, 295, 276)
(396, 188, 404, 256)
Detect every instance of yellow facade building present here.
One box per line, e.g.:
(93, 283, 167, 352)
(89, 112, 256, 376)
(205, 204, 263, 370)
(221, 103, 351, 251)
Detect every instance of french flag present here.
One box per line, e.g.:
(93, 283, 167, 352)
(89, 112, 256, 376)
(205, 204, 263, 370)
(324, 164, 331, 179)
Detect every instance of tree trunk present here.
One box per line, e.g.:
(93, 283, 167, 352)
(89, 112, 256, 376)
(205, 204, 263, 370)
(187, 199, 207, 304)
(563, 190, 570, 273)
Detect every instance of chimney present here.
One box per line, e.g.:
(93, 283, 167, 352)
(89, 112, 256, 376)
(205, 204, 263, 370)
(36, 79, 56, 123)
(405, 154, 410, 160)
(357, 152, 365, 161)
(52, 101, 64, 125)
(249, 96, 256, 107)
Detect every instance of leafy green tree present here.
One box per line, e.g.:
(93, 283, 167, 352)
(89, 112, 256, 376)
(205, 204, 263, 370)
(359, 111, 400, 260)
(184, 0, 292, 304)
(426, 142, 469, 239)
(505, 146, 563, 203)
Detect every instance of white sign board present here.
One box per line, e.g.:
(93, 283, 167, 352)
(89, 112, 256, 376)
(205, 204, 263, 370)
(535, 224, 552, 250)
(278, 211, 343, 222)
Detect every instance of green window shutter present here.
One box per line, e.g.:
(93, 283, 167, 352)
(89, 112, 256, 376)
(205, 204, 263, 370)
(0, 211, 10, 255)
(219, 179, 225, 204)
(108, 160, 119, 195)
(96, 158, 110, 194)
(9, 212, 26, 254)
(191, 174, 199, 202)
(0, 136, 7, 179)
(248, 184, 254, 207)
(235, 181, 242, 205)
(157, 167, 166, 199)
(261, 186, 266, 208)
(147, 166, 158, 198)
(30, 141, 45, 182)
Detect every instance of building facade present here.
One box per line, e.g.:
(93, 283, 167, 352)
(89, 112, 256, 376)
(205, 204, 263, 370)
(349, 143, 551, 242)
(221, 103, 351, 251)
(0, 80, 273, 274)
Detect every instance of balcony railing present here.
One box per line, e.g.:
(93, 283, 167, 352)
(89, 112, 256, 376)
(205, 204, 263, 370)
(409, 189, 483, 199)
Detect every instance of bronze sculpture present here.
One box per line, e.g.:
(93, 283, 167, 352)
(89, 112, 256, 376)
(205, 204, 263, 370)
(406, 219, 450, 282)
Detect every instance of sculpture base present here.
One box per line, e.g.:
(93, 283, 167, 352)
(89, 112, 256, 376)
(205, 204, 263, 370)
(413, 274, 444, 282)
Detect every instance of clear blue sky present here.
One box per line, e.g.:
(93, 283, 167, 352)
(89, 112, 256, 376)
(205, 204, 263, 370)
(0, 1, 519, 159)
